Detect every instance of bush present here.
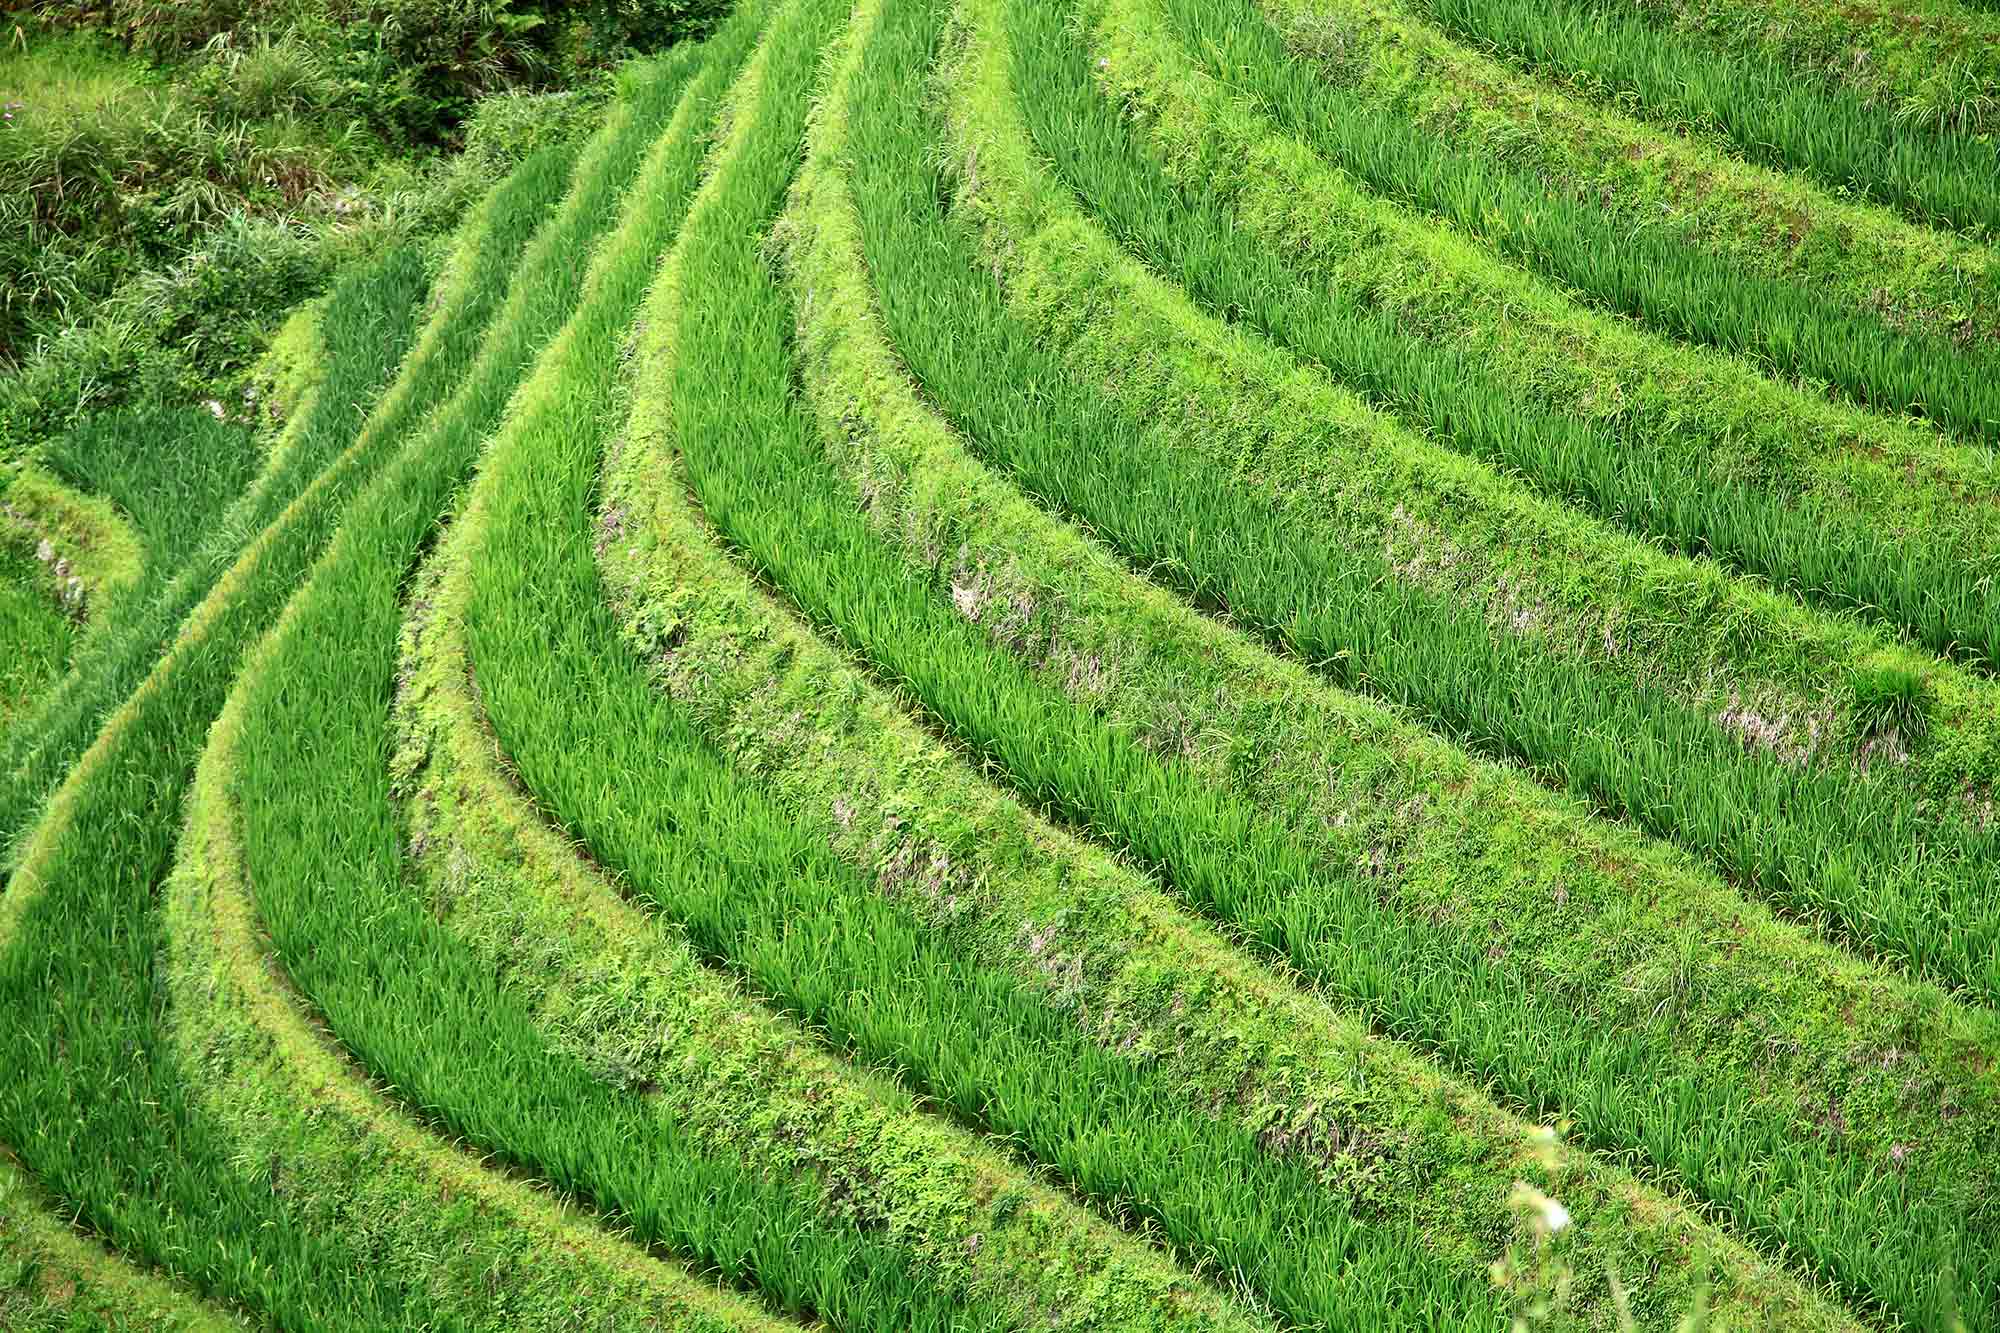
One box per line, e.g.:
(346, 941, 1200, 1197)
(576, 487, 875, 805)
(0, 0, 722, 455)
(30, 0, 735, 145)
(0, 213, 330, 463)
(0, 27, 336, 359)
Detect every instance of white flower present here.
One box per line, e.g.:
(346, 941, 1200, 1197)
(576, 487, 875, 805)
(1539, 1196, 1571, 1232)
(1509, 1182, 1571, 1233)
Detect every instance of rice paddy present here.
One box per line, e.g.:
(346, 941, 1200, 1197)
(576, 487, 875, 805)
(1, 0, 1995, 1328)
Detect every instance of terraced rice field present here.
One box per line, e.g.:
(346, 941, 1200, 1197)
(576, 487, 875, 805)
(1, 0, 1996, 1327)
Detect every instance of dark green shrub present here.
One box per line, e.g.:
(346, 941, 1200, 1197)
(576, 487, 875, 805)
(544, 0, 737, 66)
(99, 0, 252, 54)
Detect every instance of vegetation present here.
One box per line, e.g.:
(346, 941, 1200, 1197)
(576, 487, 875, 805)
(0, 0, 1994, 1327)
(0, 1152, 253, 1331)
(782, 2, 1999, 1321)
(1243, 0, 2000, 335)
(0, 0, 730, 464)
(1401, 0, 2000, 232)
(955, 0, 2000, 1007)
(0, 545, 72, 735)
(1136, 0, 2000, 457)
(0, 166, 547, 1332)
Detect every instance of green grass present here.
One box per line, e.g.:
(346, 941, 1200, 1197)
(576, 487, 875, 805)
(0, 465, 144, 616)
(1615, 0, 2000, 115)
(0, 25, 347, 361)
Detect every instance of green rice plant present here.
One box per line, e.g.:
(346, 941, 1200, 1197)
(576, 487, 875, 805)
(1088, 0, 2000, 671)
(0, 1151, 254, 1333)
(396, 515, 1272, 1333)
(935, 0, 2000, 1004)
(0, 545, 74, 737)
(34, 406, 261, 576)
(1221, 0, 2000, 352)
(0, 0, 1987, 1320)
(535, 0, 1848, 1322)
(436, 0, 1553, 1322)
(0, 404, 260, 680)
(0, 225, 440, 861)
(1633, 0, 2000, 116)
(0, 464, 122, 867)
(1, 403, 255, 745)
(375, 14, 1271, 1321)
(171, 615, 800, 1333)
(1853, 663, 1933, 743)
(798, 8, 2000, 1322)
(627, 0, 1993, 1318)
(0, 69, 635, 830)
(1149, 0, 2000, 449)
(507, 2, 1867, 1318)
(0, 124, 595, 1332)
(180, 5, 1232, 1326)
(1399, 0, 2000, 235)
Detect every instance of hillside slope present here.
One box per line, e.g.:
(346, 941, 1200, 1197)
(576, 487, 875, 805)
(1, 0, 1995, 1328)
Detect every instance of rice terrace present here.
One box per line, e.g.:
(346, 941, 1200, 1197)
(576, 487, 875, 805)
(1, 0, 1998, 1325)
